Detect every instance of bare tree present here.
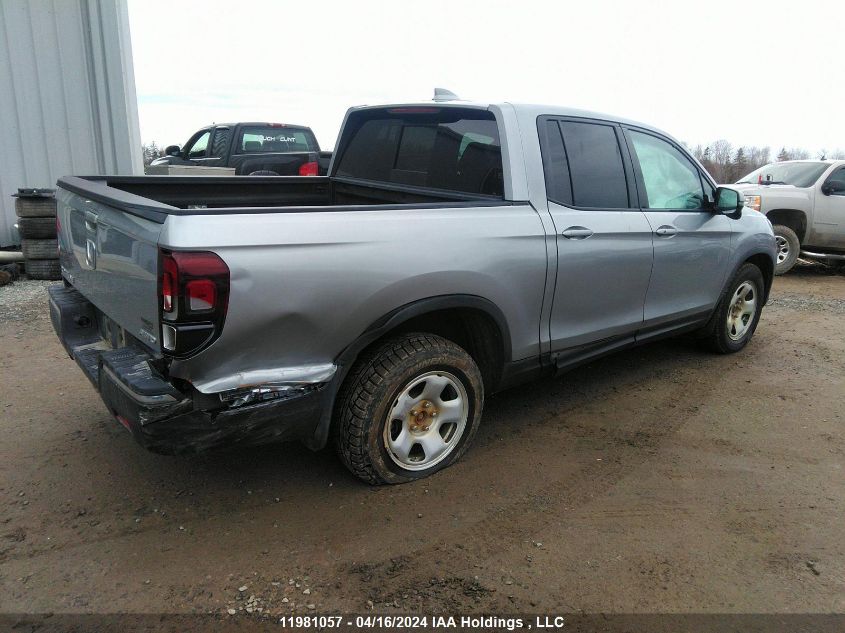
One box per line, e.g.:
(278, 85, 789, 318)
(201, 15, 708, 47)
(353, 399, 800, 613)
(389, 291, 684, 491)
(142, 142, 163, 166)
(686, 138, 829, 181)
(703, 139, 733, 183)
(731, 147, 748, 183)
(747, 146, 770, 168)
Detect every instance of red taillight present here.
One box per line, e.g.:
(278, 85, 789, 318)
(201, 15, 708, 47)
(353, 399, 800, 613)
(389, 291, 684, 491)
(162, 254, 177, 312)
(159, 250, 230, 356)
(115, 414, 132, 431)
(298, 161, 318, 177)
(186, 279, 216, 311)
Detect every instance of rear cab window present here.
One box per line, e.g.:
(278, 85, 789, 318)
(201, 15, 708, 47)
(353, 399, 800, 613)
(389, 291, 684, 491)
(236, 126, 318, 153)
(334, 107, 504, 197)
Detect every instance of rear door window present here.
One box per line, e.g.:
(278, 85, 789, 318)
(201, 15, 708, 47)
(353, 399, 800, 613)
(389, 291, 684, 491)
(237, 127, 317, 153)
(334, 107, 503, 196)
(559, 121, 629, 208)
(539, 119, 573, 206)
(538, 118, 631, 208)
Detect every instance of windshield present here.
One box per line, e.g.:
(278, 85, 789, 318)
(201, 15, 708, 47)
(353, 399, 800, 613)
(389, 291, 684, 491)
(736, 162, 829, 188)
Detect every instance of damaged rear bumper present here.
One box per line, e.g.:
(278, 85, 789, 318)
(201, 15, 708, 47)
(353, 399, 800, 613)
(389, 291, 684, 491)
(48, 285, 331, 454)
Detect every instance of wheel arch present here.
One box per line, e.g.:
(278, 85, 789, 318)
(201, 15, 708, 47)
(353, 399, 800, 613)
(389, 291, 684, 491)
(307, 295, 513, 452)
(765, 209, 807, 242)
(744, 252, 775, 304)
(336, 295, 512, 392)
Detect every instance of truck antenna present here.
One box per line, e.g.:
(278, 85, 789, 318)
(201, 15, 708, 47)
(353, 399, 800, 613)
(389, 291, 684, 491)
(433, 88, 460, 102)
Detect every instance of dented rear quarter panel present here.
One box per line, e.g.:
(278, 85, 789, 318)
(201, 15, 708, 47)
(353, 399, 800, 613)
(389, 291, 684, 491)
(162, 204, 549, 394)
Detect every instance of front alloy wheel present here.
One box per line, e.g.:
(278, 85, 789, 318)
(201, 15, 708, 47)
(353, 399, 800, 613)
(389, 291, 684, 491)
(726, 281, 757, 341)
(701, 262, 765, 354)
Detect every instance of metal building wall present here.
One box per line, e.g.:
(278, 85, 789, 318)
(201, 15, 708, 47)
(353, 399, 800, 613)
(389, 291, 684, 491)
(0, 0, 142, 246)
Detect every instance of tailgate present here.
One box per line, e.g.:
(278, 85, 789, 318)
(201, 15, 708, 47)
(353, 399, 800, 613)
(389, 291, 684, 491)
(56, 187, 162, 352)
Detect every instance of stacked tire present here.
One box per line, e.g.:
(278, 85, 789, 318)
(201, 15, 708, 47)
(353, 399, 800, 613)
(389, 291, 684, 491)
(15, 190, 60, 280)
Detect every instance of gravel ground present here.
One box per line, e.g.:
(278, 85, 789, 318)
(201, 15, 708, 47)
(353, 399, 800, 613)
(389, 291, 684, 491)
(0, 278, 60, 321)
(0, 262, 843, 622)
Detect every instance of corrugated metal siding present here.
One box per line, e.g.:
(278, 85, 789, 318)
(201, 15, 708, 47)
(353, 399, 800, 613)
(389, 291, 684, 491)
(0, 0, 141, 246)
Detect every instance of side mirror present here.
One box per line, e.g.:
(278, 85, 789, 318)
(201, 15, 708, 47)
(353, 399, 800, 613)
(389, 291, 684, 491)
(715, 186, 742, 214)
(165, 145, 181, 157)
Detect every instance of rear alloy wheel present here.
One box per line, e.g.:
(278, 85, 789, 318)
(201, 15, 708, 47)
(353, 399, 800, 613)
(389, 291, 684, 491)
(700, 263, 764, 354)
(772, 225, 800, 275)
(334, 333, 483, 484)
(383, 370, 469, 472)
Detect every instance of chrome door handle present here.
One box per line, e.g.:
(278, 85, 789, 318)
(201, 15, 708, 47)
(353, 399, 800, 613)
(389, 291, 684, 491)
(85, 238, 97, 268)
(561, 226, 594, 239)
(654, 225, 678, 237)
(84, 211, 98, 232)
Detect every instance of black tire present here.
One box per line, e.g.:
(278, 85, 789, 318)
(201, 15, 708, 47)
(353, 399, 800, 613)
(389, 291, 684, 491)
(772, 225, 800, 275)
(333, 333, 484, 485)
(17, 217, 56, 239)
(0, 263, 21, 280)
(21, 239, 58, 260)
(25, 259, 61, 280)
(15, 198, 56, 218)
(248, 170, 279, 176)
(700, 263, 765, 354)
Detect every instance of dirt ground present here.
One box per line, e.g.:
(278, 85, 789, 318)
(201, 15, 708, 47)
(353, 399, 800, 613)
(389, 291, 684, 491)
(1, 263, 843, 619)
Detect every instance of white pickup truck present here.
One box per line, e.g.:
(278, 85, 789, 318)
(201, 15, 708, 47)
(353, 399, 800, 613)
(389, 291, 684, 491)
(734, 160, 845, 274)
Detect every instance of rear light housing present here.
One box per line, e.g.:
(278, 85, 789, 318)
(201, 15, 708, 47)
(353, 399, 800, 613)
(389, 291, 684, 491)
(298, 160, 318, 177)
(158, 249, 230, 358)
(386, 107, 441, 114)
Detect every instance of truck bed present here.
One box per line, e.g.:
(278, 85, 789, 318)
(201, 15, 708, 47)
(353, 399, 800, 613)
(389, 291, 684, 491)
(57, 175, 507, 224)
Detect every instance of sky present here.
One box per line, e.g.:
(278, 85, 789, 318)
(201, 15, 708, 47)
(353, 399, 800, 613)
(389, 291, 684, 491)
(127, 0, 843, 155)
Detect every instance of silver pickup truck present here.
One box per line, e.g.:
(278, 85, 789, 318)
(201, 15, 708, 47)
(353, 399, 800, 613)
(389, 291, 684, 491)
(50, 99, 776, 484)
(734, 159, 845, 274)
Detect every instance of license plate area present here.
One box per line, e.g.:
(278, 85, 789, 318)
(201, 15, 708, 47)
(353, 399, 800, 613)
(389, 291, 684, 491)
(97, 310, 128, 349)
